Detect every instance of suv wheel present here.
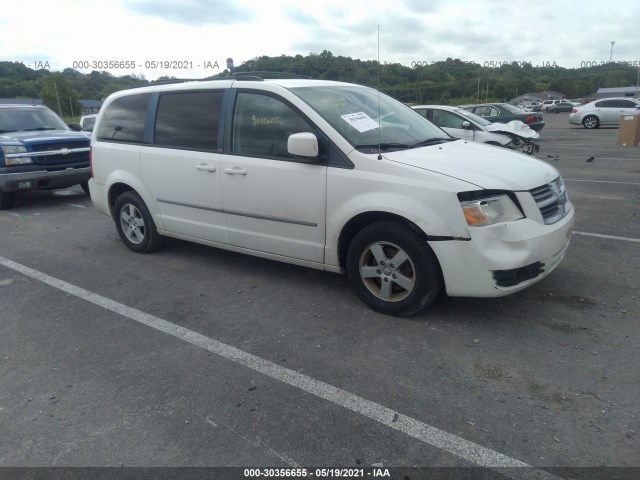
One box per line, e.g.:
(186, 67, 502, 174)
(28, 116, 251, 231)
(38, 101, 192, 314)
(582, 115, 600, 129)
(346, 221, 441, 316)
(0, 191, 17, 210)
(114, 191, 163, 253)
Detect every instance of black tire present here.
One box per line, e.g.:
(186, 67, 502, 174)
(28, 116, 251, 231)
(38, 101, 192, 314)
(582, 115, 599, 129)
(0, 191, 17, 210)
(80, 182, 90, 195)
(346, 221, 441, 316)
(113, 191, 164, 253)
(551, 108, 559, 113)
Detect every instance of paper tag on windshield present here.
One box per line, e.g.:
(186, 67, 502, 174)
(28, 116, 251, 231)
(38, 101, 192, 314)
(341, 112, 379, 133)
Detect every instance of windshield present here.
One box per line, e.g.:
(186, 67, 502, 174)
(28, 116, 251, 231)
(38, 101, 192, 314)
(0, 107, 69, 133)
(455, 107, 492, 127)
(290, 85, 449, 152)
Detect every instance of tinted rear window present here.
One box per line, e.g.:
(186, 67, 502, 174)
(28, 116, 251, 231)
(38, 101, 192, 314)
(96, 93, 150, 143)
(154, 91, 224, 151)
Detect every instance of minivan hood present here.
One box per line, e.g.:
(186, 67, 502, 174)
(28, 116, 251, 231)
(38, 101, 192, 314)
(382, 140, 558, 190)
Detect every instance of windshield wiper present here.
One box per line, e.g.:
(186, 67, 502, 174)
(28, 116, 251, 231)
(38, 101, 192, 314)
(354, 142, 414, 150)
(355, 138, 459, 151)
(411, 137, 458, 147)
(24, 127, 58, 131)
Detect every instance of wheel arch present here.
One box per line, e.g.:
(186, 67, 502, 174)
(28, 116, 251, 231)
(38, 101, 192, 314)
(107, 182, 136, 218)
(337, 211, 441, 272)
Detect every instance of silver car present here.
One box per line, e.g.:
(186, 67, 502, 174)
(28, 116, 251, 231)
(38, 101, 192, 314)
(569, 97, 640, 129)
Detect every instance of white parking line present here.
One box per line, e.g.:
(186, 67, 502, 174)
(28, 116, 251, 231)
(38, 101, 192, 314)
(574, 231, 640, 243)
(0, 254, 559, 480)
(565, 179, 640, 186)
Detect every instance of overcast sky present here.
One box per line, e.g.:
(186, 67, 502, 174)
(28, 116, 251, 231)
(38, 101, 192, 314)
(1, 0, 638, 80)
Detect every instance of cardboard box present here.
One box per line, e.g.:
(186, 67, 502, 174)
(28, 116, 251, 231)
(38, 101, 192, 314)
(617, 114, 640, 146)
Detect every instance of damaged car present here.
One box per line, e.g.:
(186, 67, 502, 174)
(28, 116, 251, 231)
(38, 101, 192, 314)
(413, 105, 539, 154)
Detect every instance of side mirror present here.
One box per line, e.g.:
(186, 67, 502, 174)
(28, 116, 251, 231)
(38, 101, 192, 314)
(462, 121, 471, 129)
(288, 132, 318, 158)
(68, 122, 82, 131)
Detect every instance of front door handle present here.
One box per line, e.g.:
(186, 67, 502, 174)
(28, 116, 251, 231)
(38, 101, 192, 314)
(225, 167, 247, 175)
(196, 163, 217, 172)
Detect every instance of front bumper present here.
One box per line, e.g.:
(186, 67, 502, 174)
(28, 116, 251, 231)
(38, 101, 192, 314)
(429, 204, 574, 297)
(0, 167, 90, 192)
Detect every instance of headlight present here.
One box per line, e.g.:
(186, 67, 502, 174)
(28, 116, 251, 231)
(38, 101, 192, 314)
(460, 194, 524, 227)
(2, 145, 33, 165)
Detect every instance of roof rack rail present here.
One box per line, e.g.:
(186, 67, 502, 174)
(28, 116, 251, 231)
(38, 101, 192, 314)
(126, 77, 228, 89)
(232, 71, 312, 80)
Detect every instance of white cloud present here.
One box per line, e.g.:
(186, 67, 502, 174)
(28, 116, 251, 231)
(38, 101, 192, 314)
(0, 0, 638, 81)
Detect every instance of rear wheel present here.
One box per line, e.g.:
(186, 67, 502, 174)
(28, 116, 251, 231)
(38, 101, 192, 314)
(551, 108, 559, 113)
(346, 221, 441, 316)
(0, 191, 17, 210)
(114, 191, 163, 253)
(582, 115, 599, 129)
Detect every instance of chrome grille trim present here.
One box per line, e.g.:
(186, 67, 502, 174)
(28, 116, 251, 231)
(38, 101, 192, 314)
(530, 176, 569, 225)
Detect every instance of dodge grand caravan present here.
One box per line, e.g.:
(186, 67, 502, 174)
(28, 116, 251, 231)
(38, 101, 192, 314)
(89, 78, 574, 316)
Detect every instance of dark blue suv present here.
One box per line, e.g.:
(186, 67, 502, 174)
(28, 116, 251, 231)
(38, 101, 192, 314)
(0, 104, 91, 209)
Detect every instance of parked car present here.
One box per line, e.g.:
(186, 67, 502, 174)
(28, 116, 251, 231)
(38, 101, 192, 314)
(0, 104, 91, 209)
(569, 97, 640, 129)
(540, 99, 571, 111)
(412, 105, 539, 154)
(546, 102, 573, 113)
(459, 103, 545, 131)
(79, 114, 98, 132)
(90, 78, 573, 317)
(518, 101, 542, 112)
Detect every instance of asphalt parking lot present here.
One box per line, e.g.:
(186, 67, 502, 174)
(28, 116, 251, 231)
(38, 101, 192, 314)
(1, 112, 638, 479)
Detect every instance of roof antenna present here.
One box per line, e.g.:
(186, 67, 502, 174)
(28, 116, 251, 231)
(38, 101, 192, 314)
(377, 25, 382, 160)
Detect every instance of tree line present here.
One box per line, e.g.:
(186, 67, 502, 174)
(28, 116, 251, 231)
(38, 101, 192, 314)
(1, 51, 638, 116)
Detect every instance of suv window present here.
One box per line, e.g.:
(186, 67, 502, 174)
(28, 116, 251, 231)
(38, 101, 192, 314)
(154, 91, 224, 151)
(96, 93, 150, 143)
(232, 92, 313, 160)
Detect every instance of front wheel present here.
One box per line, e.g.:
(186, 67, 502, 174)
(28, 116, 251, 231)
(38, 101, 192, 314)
(114, 191, 164, 253)
(346, 221, 441, 316)
(582, 115, 599, 129)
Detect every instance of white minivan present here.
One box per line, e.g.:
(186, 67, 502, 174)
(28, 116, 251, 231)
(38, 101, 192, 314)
(89, 78, 574, 316)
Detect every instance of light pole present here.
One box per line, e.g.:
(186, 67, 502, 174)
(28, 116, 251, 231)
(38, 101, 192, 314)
(609, 41, 615, 62)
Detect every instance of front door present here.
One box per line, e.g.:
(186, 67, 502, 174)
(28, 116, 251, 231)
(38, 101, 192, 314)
(221, 91, 327, 264)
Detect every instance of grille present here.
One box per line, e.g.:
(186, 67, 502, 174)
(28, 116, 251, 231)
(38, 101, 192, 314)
(29, 141, 90, 166)
(530, 177, 569, 225)
(31, 141, 89, 152)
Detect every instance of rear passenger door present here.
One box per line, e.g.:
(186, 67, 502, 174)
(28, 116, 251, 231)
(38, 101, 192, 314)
(140, 90, 229, 245)
(221, 90, 327, 264)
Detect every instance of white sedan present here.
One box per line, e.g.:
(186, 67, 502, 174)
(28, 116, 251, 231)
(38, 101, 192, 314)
(413, 105, 538, 153)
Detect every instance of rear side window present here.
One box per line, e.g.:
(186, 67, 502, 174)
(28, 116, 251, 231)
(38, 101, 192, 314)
(96, 93, 150, 143)
(595, 100, 616, 108)
(154, 91, 224, 151)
